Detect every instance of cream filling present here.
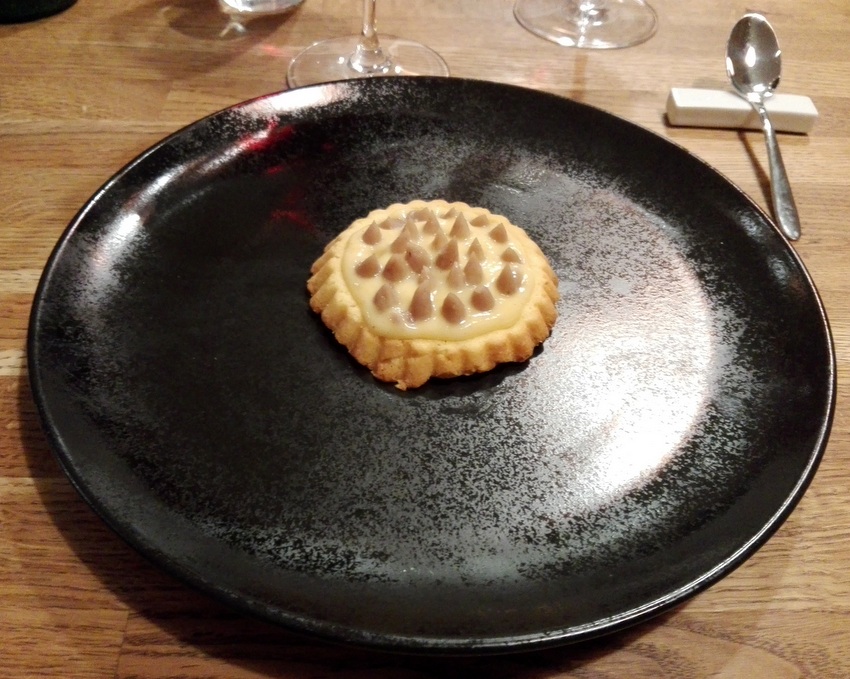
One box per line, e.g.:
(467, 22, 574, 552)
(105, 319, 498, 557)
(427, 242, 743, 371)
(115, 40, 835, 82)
(340, 201, 534, 341)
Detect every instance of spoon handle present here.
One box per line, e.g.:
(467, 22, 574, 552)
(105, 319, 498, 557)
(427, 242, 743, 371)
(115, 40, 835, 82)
(756, 103, 802, 240)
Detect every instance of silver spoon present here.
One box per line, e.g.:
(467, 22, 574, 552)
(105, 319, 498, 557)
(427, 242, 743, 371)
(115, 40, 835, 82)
(726, 13, 801, 240)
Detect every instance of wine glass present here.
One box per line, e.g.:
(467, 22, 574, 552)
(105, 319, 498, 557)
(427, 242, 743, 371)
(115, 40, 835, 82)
(217, 0, 303, 37)
(287, 0, 449, 88)
(514, 0, 657, 49)
(219, 0, 302, 13)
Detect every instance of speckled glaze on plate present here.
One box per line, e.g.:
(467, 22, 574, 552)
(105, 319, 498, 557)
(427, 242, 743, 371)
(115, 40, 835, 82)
(28, 77, 835, 654)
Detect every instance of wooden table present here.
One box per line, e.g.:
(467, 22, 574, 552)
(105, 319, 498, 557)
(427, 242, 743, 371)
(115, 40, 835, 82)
(2, 0, 848, 676)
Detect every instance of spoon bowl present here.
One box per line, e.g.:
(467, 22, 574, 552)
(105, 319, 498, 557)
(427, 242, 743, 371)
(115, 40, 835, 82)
(726, 13, 801, 240)
(726, 14, 781, 102)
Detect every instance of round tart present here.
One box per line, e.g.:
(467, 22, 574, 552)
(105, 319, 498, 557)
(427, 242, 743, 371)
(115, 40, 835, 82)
(307, 200, 559, 389)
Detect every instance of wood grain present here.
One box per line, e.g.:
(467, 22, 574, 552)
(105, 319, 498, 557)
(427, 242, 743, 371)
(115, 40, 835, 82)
(2, 0, 848, 676)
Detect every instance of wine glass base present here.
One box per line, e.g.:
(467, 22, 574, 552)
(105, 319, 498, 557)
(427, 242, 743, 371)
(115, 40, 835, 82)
(287, 35, 449, 88)
(514, 0, 657, 49)
(219, 0, 303, 15)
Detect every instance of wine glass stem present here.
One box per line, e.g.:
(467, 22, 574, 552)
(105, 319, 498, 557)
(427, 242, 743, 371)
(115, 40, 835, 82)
(349, 0, 392, 74)
(568, 1, 608, 26)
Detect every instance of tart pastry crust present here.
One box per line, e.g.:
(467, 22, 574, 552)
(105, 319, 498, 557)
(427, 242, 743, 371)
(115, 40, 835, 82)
(307, 200, 559, 389)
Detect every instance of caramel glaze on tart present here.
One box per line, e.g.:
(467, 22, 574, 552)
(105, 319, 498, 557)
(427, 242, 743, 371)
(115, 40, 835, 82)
(307, 200, 560, 390)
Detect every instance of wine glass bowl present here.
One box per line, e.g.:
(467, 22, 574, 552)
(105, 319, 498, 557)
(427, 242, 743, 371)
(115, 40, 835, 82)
(514, 0, 657, 49)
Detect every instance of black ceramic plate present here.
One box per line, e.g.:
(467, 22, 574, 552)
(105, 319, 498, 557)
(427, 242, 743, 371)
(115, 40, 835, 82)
(28, 77, 835, 654)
